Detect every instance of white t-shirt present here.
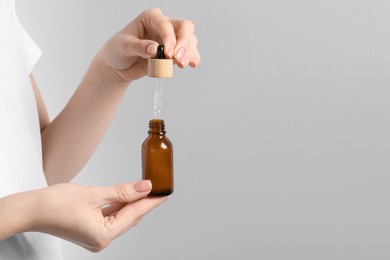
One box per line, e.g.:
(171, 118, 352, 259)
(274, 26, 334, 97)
(0, 0, 63, 259)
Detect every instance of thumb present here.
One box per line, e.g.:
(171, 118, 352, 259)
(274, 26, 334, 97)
(100, 180, 152, 204)
(125, 38, 159, 59)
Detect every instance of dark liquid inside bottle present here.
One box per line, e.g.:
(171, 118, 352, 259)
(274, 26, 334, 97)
(142, 119, 174, 196)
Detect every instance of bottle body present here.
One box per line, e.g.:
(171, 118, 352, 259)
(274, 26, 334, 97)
(142, 119, 174, 196)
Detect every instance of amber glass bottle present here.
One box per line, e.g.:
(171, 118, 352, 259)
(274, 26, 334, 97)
(142, 119, 174, 196)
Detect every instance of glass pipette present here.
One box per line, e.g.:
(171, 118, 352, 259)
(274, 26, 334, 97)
(154, 78, 163, 118)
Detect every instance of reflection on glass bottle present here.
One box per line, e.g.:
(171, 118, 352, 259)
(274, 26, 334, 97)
(142, 119, 174, 196)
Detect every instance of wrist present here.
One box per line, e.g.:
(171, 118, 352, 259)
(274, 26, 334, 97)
(0, 190, 39, 239)
(90, 51, 133, 88)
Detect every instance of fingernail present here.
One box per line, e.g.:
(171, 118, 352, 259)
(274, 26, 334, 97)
(190, 57, 198, 67)
(180, 54, 190, 68)
(175, 47, 184, 60)
(134, 180, 152, 193)
(167, 47, 173, 58)
(146, 44, 157, 56)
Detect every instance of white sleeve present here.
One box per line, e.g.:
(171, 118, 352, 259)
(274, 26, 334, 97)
(13, 11, 42, 74)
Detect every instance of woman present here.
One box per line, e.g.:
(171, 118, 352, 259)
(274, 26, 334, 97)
(0, 0, 200, 258)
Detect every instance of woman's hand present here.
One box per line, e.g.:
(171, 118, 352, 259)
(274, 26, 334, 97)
(29, 180, 166, 252)
(97, 8, 201, 83)
(39, 8, 200, 184)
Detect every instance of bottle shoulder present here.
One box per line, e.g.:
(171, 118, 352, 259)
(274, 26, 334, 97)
(142, 134, 172, 148)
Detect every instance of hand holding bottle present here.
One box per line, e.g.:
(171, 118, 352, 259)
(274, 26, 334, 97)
(0, 180, 167, 252)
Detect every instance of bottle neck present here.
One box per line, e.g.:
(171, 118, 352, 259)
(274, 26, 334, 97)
(148, 119, 166, 135)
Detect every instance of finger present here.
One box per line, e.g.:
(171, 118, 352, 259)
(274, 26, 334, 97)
(101, 202, 127, 216)
(175, 35, 199, 68)
(170, 19, 195, 60)
(119, 58, 148, 81)
(108, 196, 169, 237)
(140, 8, 176, 57)
(176, 44, 197, 68)
(97, 180, 152, 204)
(189, 48, 201, 68)
(122, 37, 159, 59)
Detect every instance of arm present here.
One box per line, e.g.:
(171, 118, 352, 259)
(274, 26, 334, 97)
(38, 8, 200, 185)
(0, 8, 198, 251)
(40, 61, 128, 185)
(0, 180, 167, 252)
(30, 74, 49, 132)
(0, 190, 36, 239)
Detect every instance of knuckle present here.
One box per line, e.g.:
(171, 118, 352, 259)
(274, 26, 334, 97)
(143, 7, 161, 17)
(115, 184, 132, 202)
(157, 20, 172, 33)
(132, 40, 144, 54)
(182, 19, 195, 31)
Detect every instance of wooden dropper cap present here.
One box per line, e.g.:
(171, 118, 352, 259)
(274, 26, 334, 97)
(148, 45, 173, 78)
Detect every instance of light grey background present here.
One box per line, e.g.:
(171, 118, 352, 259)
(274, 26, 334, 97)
(17, 0, 390, 259)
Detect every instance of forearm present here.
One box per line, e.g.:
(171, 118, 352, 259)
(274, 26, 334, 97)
(40, 8, 200, 185)
(0, 191, 37, 240)
(41, 55, 129, 185)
